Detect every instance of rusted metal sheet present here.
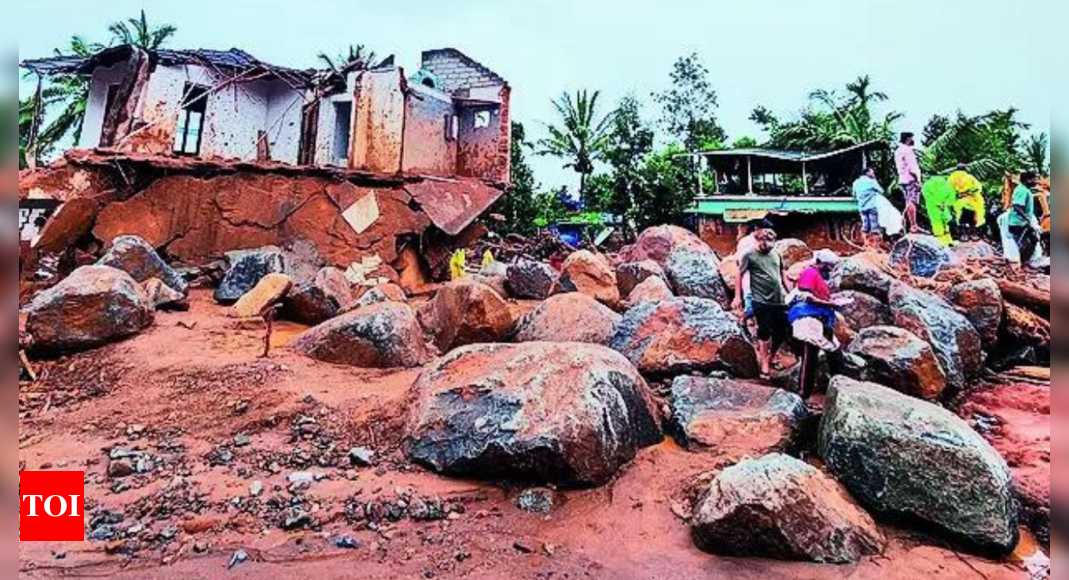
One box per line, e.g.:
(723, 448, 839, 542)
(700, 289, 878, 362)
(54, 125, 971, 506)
(405, 178, 503, 236)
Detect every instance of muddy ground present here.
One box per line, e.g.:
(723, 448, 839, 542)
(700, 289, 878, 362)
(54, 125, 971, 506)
(18, 291, 1045, 580)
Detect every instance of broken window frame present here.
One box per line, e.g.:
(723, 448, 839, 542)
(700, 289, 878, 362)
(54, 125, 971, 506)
(473, 110, 492, 130)
(174, 83, 210, 156)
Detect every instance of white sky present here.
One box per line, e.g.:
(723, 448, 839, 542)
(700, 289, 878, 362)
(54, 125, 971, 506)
(15, 0, 1052, 190)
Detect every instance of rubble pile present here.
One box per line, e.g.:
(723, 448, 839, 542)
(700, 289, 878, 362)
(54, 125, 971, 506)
(17, 219, 1051, 574)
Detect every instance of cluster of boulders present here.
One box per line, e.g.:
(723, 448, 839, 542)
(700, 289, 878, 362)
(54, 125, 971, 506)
(20, 225, 1048, 565)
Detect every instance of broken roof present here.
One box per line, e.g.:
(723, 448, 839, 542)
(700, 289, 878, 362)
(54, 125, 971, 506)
(20, 45, 314, 87)
(689, 140, 888, 175)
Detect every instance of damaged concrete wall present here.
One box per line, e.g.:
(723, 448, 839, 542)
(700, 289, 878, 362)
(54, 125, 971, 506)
(81, 63, 131, 149)
(313, 97, 351, 167)
(401, 83, 457, 177)
(87, 62, 305, 164)
(264, 84, 305, 164)
(350, 68, 406, 174)
(420, 49, 505, 96)
(457, 86, 511, 183)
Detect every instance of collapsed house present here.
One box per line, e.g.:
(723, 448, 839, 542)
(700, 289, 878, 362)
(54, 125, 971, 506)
(19, 45, 512, 286)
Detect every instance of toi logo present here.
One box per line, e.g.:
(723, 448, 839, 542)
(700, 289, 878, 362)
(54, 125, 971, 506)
(20, 471, 86, 542)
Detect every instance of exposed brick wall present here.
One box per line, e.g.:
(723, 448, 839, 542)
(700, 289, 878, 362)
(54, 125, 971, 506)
(421, 49, 506, 94)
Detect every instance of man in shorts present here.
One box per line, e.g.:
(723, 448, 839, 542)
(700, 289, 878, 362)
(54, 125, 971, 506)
(895, 132, 923, 233)
(852, 166, 886, 247)
(733, 228, 788, 377)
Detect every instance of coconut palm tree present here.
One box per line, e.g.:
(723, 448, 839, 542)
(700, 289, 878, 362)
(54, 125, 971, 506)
(21, 35, 105, 165)
(537, 90, 615, 204)
(808, 75, 902, 147)
(109, 10, 177, 51)
(317, 44, 379, 73)
(1026, 132, 1050, 177)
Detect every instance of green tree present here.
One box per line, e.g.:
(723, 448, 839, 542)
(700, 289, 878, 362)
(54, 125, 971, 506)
(1026, 132, 1050, 177)
(19, 97, 34, 169)
(603, 94, 655, 222)
(488, 122, 540, 236)
(920, 109, 1029, 181)
(109, 10, 177, 50)
(317, 44, 380, 73)
(754, 76, 901, 152)
(632, 145, 697, 231)
(732, 136, 758, 149)
(20, 36, 106, 165)
(654, 53, 726, 151)
(537, 90, 614, 204)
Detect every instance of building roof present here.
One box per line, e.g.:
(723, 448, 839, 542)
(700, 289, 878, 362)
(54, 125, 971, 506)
(689, 196, 860, 221)
(20, 45, 314, 87)
(685, 140, 885, 175)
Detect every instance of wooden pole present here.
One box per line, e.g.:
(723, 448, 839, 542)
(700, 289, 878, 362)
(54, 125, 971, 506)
(696, 155, 704, 197)
(27, 75, 44, 170)
(747, 156, 754, 194)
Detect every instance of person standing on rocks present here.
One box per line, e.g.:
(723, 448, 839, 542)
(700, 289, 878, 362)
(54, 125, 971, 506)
(1009, 171, 1043, 270)
(895, 132, 923, 234)
(734, 228, 788, 378)
(852, 167, 886, 248)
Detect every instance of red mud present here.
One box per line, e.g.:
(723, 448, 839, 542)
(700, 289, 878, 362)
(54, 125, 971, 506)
(18, 291, 1039, 579)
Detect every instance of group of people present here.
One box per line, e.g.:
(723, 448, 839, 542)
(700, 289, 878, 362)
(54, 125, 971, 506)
(732, 226, 846, 400)
(850, 132, 1048, 269)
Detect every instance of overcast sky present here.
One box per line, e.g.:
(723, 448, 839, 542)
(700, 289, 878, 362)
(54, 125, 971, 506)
(15, 0, 1052, 189)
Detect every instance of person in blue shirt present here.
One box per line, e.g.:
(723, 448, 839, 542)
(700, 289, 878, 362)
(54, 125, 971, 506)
(852, 167, 886, 248)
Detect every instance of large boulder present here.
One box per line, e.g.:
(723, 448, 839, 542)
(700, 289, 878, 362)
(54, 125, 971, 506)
(616, 260, 667, 299)
(953, 241, 999, 261)
(620, 225, 708, 265)
(669, 377, 808, 458)
(351, 283, 406, 311)
(26, 266, 155, 352)
(420, 280, 514, 353)
(819, 377, 1019, 556)
(293, 302, 431, 369)
(830, 253, 895, 300)
(948, 279, 1004, 349)
(558, 251, 621, 308)
(609, 298, 758, 378)
(284, 267, 359, 325)
(97, 235, 188, 296)
(773, 239, 814, 269)
(506, 260, 559, 300)
(214, 247, 285, 304)
(846, 326, 948, 401)
(514, 293, 621, 345)
(665, 246, 728, 304)
(835, 291, 893, 335)
(890, 234, 961, 278)
(890, 284, 984, 393)
(403, 342, 663, 487)
(622, 226, 728, 305)
(624, 276, 675, 308)
(230, 273, 293, 318)
(691, 454, 885, 564)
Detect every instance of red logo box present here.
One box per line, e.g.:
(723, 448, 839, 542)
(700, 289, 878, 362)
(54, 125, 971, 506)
(20, 471, 86, 542)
